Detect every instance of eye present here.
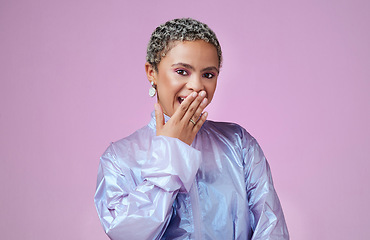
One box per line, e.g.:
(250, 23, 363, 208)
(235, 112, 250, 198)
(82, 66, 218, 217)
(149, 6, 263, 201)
(176, 69, 188, 76)
(203, 73, 215, 79)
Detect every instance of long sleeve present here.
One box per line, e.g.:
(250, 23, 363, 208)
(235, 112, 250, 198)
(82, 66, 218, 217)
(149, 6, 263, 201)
(94, 135, 202, 240)
(243, 134, 289, 240)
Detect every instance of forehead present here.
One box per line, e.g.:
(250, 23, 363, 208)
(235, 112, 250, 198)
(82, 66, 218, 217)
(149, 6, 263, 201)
(161, 40, 219, 68)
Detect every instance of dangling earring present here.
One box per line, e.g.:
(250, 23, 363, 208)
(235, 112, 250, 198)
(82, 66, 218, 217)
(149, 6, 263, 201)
(149, 81, 156, 97)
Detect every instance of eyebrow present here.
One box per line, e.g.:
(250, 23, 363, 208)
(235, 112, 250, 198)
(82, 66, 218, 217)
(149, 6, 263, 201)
(171, 63, 219, 73)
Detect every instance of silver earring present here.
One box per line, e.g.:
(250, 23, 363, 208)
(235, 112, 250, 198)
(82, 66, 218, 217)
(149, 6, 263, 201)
(149, 81, 156, 97)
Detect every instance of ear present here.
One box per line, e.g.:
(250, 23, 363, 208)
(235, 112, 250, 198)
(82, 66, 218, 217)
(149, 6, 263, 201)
(145, 62, 157, 85)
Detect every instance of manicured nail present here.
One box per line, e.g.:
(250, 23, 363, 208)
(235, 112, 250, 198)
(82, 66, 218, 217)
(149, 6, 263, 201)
(203, 111, 208, 118)
(192, 92, 198, 97)
(201, 98, 208, 105)
(200, 91, 206, 97)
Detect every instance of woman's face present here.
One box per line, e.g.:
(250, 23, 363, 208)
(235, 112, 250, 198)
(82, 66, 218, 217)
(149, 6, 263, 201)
(146, 40, 219, 117)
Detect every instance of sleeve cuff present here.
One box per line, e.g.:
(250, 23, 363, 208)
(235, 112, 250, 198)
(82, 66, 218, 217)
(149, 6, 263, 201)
(141, 136, 201, 192)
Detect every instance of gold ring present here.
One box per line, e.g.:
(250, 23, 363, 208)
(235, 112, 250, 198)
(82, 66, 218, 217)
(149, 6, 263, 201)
(189, 118, 196, 125)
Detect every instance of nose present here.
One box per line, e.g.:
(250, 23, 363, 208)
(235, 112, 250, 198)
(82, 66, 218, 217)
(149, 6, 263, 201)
(187, 75, 204, 92)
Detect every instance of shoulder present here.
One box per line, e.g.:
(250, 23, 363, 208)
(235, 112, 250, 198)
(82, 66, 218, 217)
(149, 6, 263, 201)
(202, 120, 265, 170)
(101, 125, 154, 165)
(204, 121, 267, 170)
(203, 120, 255, 147)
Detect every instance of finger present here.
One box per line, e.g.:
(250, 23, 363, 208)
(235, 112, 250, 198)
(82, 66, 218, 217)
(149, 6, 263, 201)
(154, 103, 164, 130)
(183, 91, 206, 122)
(192, 111, 208, 132)
(191, 97, 208, 123)
(172, 92, 198, 119)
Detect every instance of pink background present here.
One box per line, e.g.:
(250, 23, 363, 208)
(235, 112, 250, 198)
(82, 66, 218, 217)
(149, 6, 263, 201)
(1, 0, 369, 239)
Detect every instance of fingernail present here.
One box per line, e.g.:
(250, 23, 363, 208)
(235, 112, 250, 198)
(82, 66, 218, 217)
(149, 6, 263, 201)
(200, 91, 206, 97)
(202, 98, 208, 105)
(192, 92, 198, 97)
(203, 111, 208, 118)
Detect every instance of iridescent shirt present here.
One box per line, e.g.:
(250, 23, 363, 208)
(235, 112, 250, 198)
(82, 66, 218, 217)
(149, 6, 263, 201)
(95, 112, 289, 239)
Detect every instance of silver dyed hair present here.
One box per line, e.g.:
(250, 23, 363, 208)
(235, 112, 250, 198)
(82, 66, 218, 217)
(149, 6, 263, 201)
(146, 18, 222, 71)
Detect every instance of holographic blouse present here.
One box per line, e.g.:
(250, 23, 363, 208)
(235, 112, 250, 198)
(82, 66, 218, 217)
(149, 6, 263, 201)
(94, 112, 289, 239)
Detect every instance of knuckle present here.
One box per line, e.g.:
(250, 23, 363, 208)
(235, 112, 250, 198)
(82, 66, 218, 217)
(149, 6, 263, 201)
(193, 126, 200, 132)
(188, 106, 196, 112)
(180, 104, 187, 111)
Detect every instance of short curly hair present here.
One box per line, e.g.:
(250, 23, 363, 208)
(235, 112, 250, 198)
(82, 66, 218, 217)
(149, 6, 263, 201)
(146, 18, 222, 71)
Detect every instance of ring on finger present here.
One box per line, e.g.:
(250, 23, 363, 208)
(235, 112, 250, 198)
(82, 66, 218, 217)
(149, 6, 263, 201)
(189, 118, 196, 125)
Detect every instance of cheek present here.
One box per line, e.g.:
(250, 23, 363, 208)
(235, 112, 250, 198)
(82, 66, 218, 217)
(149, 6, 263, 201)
(170, 82, 186, 96)
(163, 75, 183, 90)
(157, 75, 176, 94)
(206, 82, 217, 100)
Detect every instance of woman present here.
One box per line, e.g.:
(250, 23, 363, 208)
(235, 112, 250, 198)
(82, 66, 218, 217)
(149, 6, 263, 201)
(95, 18, 289, 240)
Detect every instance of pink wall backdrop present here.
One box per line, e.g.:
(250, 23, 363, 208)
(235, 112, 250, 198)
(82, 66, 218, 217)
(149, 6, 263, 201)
(1, 0, 369, 239)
